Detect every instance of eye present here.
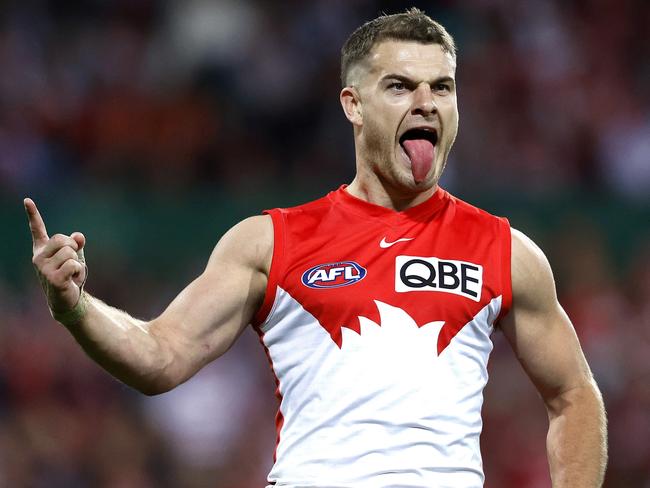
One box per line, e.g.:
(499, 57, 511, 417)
(433, 83, 451, 94)
(388, 82, 407, 92)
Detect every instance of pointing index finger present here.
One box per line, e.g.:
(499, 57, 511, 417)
(24, 198, 49, 245)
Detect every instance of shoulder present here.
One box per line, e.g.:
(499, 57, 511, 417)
(272, 192, 335, 217)
(208, 215, 273, 274)
(444, 190, 508, 228)
(229, 214, 273, 240)
(261, 192, 338, 241)
(510, 227, 558, 311)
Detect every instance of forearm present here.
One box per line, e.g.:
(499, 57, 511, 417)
(60, 292, 175, 395)
(26, 204, 270, 396)
(546, 380, 608, 487)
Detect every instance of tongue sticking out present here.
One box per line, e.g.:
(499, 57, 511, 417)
(403, 139, 435, 183)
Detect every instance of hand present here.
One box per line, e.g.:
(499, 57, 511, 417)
(25, 198, 88, 314)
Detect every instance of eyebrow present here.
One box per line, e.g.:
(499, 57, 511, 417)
(381, 74, 456, 87)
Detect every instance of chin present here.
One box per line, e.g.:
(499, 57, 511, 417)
(391, 169, 437, 195)
(413, 178, 438, 193)
(402, 162, 441, 190)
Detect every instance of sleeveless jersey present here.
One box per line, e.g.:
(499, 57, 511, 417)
(253, 186, 512, 488)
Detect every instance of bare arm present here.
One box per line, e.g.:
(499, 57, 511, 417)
(25, 198, 272, 395)
(500, 228, 607, 487)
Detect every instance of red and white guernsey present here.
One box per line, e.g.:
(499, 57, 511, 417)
(253, 186, 512, 488)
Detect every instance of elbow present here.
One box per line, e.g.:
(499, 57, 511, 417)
(127, 351, 182, 396)
(133, 375, 179, 396)
(135, 324, 183, 396)
(545, 379, 605, 418)
(138, 384, 173, 397)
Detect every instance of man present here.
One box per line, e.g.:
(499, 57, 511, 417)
(26, 8, 606, 488)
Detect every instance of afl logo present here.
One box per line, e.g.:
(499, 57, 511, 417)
(301, 261, 367, 289)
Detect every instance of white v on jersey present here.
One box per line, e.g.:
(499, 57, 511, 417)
(253, 186, 512, 488)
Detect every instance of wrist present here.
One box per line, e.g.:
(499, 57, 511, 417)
(51, 291, 89, 327)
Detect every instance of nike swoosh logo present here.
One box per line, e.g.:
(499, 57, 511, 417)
(380, 237, 414, 248)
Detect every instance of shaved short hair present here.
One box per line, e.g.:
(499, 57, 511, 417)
(340, 8, 457, 87)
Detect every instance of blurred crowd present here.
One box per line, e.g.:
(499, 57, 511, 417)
(1, 0, 649, 198)
(0, 0, 648, 487)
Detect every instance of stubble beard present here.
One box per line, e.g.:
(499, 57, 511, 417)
(360, 122, 437, 195)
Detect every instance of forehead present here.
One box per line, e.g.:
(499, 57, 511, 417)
(365, 40, 456, 81)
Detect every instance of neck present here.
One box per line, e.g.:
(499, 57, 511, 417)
(346, 172, 438, 212)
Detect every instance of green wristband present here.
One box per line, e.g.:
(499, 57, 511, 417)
(51, 290, 89, 327)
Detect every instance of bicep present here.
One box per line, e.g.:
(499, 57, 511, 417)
(149, 215, 272, 379)
(500, 229, 593, 404)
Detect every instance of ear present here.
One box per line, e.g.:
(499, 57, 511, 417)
(340, 86, 363, 126)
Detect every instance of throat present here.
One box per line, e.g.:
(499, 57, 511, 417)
(346, 175, 438, 211)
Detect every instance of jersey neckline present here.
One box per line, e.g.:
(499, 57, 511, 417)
(329, 184, 450, 222)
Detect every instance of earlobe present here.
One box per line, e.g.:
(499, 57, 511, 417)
(340, 87, 363, 126)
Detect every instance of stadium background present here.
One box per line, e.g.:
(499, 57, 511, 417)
(0, 0, 648, 486)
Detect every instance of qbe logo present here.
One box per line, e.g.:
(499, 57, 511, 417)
(395, 256, 483, 301)
(301, 261, 367, 289)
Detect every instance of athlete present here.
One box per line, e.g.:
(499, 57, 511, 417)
(25, 9, 606, 488)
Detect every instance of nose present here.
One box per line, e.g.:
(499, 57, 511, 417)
(411, 83, 437, 116)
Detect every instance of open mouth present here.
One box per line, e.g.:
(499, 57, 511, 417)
(398, 128, 438, 183)
(399, 128, 438, 148)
